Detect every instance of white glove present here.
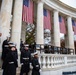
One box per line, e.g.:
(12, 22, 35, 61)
(21, 63, 23, 65)
(39, 69, 42, 72)
(30, 63, 33, 69)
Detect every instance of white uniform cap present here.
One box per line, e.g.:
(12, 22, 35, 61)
(33, 52, 38, 55)
(24, 44, 29, 47)
(8, 41, 13, 44)
(9, 44, 16, 47)
(8, 42, 16, 47)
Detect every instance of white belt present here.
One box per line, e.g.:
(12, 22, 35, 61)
(4, 45, 9, 47)
(9, 62, 14, 64)
(23, 58, 29, 60)
(36, 65, 39, 67)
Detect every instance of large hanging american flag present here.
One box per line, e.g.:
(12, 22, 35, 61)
(59, 16, 66, 34)
(43, 9, 51, 30)
(72, 20, 76, 35)
(22, 0, 34, 24)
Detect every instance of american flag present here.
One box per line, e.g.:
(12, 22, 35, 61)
(72, 20, 76, 35)
(59, 16, 66, 34)
(43, 9, 51, 30)
(22, 0, 34, 24)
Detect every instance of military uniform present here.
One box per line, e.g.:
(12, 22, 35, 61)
(20, 41, 24, 52)
(32, 52, 40, 75)
(20, 48, 31, 75)
(2, 45, 18, 75)
(1, 39, 9, 61)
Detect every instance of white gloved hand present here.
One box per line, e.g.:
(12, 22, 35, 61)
(39, 69, 42, 72)
(30, 63, 33, 69)
(21, 63, 23, 65)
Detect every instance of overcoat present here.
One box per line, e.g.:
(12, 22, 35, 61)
(2, 50, 18, 75)
(20, 49, 31, 74)
(32, 57, 40, 75)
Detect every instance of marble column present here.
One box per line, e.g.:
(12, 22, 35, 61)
(11, 0, 23, 53)
(53, 10, 60, 47)
(21, 22, 26, 43)
(36, 0, 44, 44)
(0, 0, 13, 50)
(67, 16, 74, 54)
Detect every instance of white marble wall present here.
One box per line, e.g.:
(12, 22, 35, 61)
(40, 66, 76, 75)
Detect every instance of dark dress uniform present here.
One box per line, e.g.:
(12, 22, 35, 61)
(1, 39, 9, 61)
(2, 49, 18, 75)
(29, 44, 34, 53)
(32, 57, 40, 75)
(20, 48, 31, 75)
(20, 41, 24, 52)
(32, 42, 36, 52)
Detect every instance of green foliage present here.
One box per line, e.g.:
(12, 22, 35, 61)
(26, 24, 36, 44)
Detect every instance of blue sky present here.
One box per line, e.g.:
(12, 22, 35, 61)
(60, 0, 76, 8)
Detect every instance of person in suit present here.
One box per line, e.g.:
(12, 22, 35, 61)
(20, 45, 31, 75)
(32, 41, 36, 52)
(20, 40, 24, 52)
(32, 52, 40, 75)
(2, 43, 18, 75)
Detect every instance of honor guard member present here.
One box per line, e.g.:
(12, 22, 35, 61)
(32, 52, 40, 75)
(1, 37, 10, 61)
(2, 43, 18, 75)
(20, 40, 24, 52)
(2, 44, 18, 75)
(32, 41, 36, 52)
(20, 44, 31, 75)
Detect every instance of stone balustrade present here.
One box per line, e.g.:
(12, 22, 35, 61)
(39, 54, 76, 70)
(0, 53, 76, 75)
